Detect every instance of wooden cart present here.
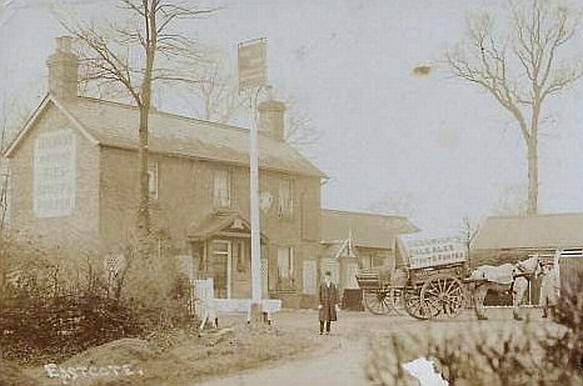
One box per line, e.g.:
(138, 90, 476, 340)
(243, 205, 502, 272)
(356, 237, 470, 320)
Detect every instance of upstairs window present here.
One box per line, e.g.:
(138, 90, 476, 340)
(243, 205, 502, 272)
(278, 177, 294, 218)
(147, 162, 159, 200)
(213, 168, 231, 208)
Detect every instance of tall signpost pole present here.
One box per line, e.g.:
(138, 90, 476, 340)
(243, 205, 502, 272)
(238, 38, 267, 323)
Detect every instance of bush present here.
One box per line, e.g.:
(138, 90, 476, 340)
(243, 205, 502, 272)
(116, 234, 194, 330)
(366, 272, 583, 386)
(0, 231, 196, 365)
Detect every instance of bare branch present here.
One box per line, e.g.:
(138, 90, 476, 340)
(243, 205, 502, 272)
(54, 0, 216, 240)
(444, 0, 583, 215)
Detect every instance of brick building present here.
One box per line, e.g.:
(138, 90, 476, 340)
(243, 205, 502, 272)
(4, 37, 324, 308)
(5, 37, 419, 309)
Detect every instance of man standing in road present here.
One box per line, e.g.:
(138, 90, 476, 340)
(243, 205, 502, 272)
(319, 271, 340, 335)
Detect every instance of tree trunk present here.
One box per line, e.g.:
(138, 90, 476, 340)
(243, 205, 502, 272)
(526, 101, 540, 216)
(136, 3, 157, 253)
(527, 136, 538, 216)
(137, 105, 150, 236)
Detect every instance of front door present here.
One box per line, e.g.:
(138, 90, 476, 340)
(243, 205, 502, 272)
(232, 239, 251, 298)
(211, 238, 268, 299)
(211, 240, 231, 298)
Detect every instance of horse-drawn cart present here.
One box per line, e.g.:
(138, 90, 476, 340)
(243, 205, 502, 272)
(356, 235, 552, 320)
(356, 237, 470, 320)
(356, 267, 404, 315)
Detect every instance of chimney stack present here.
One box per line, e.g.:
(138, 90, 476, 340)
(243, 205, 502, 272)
(258, 99, 286, 141)
(47, 36, 79, 99)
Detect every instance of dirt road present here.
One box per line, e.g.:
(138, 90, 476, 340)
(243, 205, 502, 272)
(199, 335, 368, 386)
(197, 308, 557, 386)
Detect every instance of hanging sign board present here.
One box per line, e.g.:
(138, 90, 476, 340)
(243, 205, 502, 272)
(238, 38, 267, 91)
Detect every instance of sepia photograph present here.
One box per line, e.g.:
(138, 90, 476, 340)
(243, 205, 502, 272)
(0, 0, 582, 385)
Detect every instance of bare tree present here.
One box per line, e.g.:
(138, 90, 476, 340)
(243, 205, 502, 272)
(58, 1, 214, 248)
(284, 103, 322, 155)
(445, 0, 583, 215)
(459, 215, 480, 265)
(0, 95, 33, 234)
(181, 56, 322, 154)
(491, 183, 528, 215)
(180, 54, 245, 123)
(0, 103, 9, 234)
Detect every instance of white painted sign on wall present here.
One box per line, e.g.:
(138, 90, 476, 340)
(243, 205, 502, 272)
(33, 129, 76, 218)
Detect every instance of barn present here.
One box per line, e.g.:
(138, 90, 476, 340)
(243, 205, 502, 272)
(471, 213, 583, 303)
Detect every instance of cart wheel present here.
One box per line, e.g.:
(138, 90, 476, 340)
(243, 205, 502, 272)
(363, 290, 391, 315)
(403, 284, 438, 320)
(421, 275, 465, 319)
(388, 287, 405, 315)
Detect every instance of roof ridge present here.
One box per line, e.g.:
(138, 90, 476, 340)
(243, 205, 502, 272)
(488, 212, 583, 220)
(322, 208, 409, 219)
(76, 95, 263, 136)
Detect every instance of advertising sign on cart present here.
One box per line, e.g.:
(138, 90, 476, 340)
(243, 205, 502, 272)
(403, 236, 467, 269)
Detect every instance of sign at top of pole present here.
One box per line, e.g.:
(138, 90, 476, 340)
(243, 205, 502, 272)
(238, 38, 267, 91)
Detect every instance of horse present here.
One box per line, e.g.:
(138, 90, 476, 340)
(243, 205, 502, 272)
(468, 255, 543, 321)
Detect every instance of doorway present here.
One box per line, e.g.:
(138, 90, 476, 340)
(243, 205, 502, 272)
(211, 240, 231, 298)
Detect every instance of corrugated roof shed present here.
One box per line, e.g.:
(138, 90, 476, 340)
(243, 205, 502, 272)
(473, 213, 583, 250)
(321, 209, 419, 249)
(7, 95, 325, 178)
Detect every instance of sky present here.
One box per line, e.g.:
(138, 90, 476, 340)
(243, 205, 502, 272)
(1, 0, 582, 237)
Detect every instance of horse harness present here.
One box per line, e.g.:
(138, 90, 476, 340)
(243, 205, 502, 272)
(509, 261, 537, 294)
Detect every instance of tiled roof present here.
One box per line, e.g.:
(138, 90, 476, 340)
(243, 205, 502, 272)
(68, 97, 325, 177)
(473, 213, 583, 250)
(6, 94, 325, 178)
(321, 209, 419, 249)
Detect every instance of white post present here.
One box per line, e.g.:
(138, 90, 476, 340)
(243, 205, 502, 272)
(553, 248, 561, 297)
(249, 94, 263, 307)
(238, 38, 267, 323)
(227, 241, 232, 299)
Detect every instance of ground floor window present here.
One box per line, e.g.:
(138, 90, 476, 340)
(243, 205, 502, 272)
(277, 246, 295, 289)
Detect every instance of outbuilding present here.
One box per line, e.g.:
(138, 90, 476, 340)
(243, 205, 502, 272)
(471, 213, 583, 302)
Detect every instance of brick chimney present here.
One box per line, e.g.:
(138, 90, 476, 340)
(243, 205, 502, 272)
(258, 99, 286, 141)
(47, 36, 78, 99)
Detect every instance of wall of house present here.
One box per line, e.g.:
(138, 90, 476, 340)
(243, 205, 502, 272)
(8, 104, 101, 251)
(98, 147, 322, 306)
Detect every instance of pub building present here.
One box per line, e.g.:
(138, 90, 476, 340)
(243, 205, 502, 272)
(4, 37, 417, 308)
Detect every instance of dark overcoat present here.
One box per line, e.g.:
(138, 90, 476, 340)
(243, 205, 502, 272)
(319, 282, 339, 321)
